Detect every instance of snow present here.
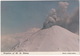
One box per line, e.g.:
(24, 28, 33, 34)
(14, 25, 79, 51)
(1, 28, 40, 52)
(1, 36, 19, 52)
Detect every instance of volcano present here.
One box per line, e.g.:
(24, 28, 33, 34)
(13, 25, 79, 51)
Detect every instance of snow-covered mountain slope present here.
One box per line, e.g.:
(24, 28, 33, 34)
(1, 36, 19, 52)
(14, 25, 79, 51)
(1, 28, 40, 52)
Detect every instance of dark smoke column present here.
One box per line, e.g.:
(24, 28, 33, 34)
(42, 8, 58, 29)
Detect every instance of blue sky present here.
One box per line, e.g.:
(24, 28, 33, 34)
(1, 1, 79, 35)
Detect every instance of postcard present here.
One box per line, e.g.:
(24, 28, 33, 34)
(0, 0, 79, 55)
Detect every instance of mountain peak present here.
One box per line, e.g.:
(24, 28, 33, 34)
(14, 25, 79, 51)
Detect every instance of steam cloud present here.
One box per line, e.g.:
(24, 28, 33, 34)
(43, 2, 79, 34)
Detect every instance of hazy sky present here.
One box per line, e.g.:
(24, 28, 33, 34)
(1, 1, 79, 35)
